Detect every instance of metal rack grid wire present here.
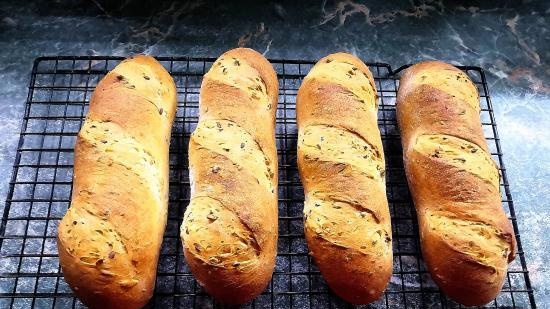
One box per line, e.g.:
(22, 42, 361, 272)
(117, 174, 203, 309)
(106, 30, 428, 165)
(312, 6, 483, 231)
(0, 56, 536, 309)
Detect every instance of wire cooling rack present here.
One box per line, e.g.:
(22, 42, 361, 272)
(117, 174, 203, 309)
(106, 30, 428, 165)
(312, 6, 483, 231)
(0, 56, 536, 309)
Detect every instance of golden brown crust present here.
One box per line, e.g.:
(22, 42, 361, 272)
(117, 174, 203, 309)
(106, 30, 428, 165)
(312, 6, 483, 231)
(297, 53, 392, 304)
(57, 55, 177, 309)
(181, 48, 278, 304)
(396, 61, 517, 306)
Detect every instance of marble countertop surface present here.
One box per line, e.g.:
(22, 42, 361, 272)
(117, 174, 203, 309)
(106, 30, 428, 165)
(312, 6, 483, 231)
(0, 0, 548, 307)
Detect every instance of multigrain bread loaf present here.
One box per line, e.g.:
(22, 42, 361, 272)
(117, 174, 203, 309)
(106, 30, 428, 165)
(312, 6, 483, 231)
(296, 53, 392, 304)
(180, 48, 279, 304)
(57, 55, 177, 309)
(396, 61, 516, 306)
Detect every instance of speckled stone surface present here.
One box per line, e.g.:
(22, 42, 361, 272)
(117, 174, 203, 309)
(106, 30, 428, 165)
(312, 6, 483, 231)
(0, 0, 548, 307)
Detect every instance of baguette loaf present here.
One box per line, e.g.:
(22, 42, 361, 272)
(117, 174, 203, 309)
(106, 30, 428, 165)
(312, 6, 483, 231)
(396, 61, 516, 306)
(57, 56, 177, 309)
(181, 48, 278, 304)
(297, 53, 392, 304)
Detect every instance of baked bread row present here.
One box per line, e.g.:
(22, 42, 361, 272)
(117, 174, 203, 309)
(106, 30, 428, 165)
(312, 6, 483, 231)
(57, 49, 516, 308)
